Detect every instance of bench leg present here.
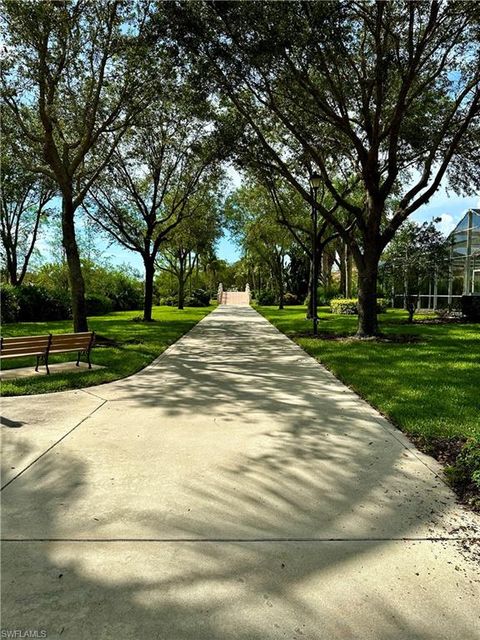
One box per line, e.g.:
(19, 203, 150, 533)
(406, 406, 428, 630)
(87, 350, 92, 369)
(36, 354, 49, 374)
(76, 351, 81, 366)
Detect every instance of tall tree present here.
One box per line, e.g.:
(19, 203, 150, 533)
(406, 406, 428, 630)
(264, 177, 343, 317)
(166, 0, 480, 336)
(1, 0, 152, 330)
(226, 181, 292, 309)
(381, 219, 449, 319)
(85, 98, 226, 321)
(157, 191, 221, 309)
(0, 130, 55, 285)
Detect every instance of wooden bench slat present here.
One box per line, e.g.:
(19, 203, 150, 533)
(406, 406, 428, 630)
(50, 341, 92, 345)
(1, 336, 50, 345)
(0, 331, 95, 374)
(50, 335, 92, 342)
(51, 340, 90, 348)
(48, 346, 87, 353)
(52, 331, 92, 340)
(2, 343, 50, 351)
(1, 346, 49, 356)
(52, 333, 92, 340)
(1, 333, 50, 340)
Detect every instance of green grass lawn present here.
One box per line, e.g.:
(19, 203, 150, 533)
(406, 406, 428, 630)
(258, 305, 480, 441)
(1, 305, 215, 396)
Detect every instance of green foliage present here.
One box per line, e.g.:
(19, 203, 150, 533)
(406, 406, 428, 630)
(256, 290, 276, 305)
(318, 284, 342, 305)
(186, 289, 211, 307)
(381, 220, 449, 302)
(0, 283, 20, 323)
(85, 293, 113, 316)
(168, 1, 479, 336)
(258, 306, 479, 441)
(15, 284, 71, 322)
(445, 437, 480, 496)
(1, 305, 215, 396)
(330, 298, 388, 315)
(283, 292, 300, 305)
(32, 260, 144, 312)
(105, 275, 143, 311)
(158, 295, 178, 307)
(225, 181, 292, 303)
(285, 248, 310, 302)
(0, 116, 54, 286)
(330, 299, 358, 315)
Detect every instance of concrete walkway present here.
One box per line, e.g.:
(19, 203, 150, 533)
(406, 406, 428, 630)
(1, 306, 479, 640)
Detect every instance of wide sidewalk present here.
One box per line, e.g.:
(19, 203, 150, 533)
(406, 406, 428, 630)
(1, 305, 479, 640)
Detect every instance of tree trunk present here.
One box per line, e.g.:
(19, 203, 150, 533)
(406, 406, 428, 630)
(306, 258, 314, 319)
(143, 258, 155, 321)
(178, 279, 185, 309)
(6, 251, 18, 286)
(345, 245, 353, 298)
(62, 193, 88, 332)
(322, 250, 334, 288)
(177, 257, 186, 309)
(277, 255, 284, 310)
(339, 247, 346, 297)
(356, 260, 379, 337)
(403, 264, 408, 310)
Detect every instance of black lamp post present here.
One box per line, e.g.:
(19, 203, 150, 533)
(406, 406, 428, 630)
(309, 172, 321, 336)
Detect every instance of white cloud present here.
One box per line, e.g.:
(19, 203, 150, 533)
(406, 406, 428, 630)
(436, 213, 456, 236)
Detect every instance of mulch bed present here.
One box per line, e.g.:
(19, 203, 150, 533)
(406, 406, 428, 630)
(290, 331, 424, 344)
(409, 435, 479, 514)
(407, 318, 465, 325)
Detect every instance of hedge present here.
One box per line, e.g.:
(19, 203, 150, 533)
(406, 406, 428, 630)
(0, 284, 20, 323)
(330, 298, 388, 314)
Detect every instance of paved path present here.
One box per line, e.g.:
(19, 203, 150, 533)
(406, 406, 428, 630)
(1, 306, 479, 640)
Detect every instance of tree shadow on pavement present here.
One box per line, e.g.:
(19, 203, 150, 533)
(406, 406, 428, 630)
(1, 308, 479, 639)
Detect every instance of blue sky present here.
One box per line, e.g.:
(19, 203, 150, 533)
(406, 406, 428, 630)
(101, 226, 241, 270)
(409, 186, 478, 235)
(38, 178, 478, 271)
(103, 183, 478, 270)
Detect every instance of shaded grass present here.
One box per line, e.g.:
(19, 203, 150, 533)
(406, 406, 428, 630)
(257, 305, 480, 440)
(1, 305, 214, 396)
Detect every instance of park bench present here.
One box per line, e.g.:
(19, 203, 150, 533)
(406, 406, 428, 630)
(0, 331, 95, 375)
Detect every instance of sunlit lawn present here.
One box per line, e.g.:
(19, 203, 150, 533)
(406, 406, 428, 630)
(258, 305, 480, 440)
(1, 305, 215, 396)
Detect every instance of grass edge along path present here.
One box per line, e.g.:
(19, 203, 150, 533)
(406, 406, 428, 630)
(257, 305, 480, 509)
(1, 305, 215, 397)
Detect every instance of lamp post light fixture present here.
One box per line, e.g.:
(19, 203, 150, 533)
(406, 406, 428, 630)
(309, 172, 321, 336)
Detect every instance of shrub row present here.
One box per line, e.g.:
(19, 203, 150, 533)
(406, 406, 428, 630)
(330, 298, 388, 314)
(1, 284, 71, 323)
(445, 436, 480, 509)
(1, 283, 141, 324)
(85, 293, 113, 316)
(187, 288, 211, 307)
(255, 290, 302, 305)
(256, 290, 276, 305)
(284, 292, 301, 305)
(158, 289, 211, 308)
